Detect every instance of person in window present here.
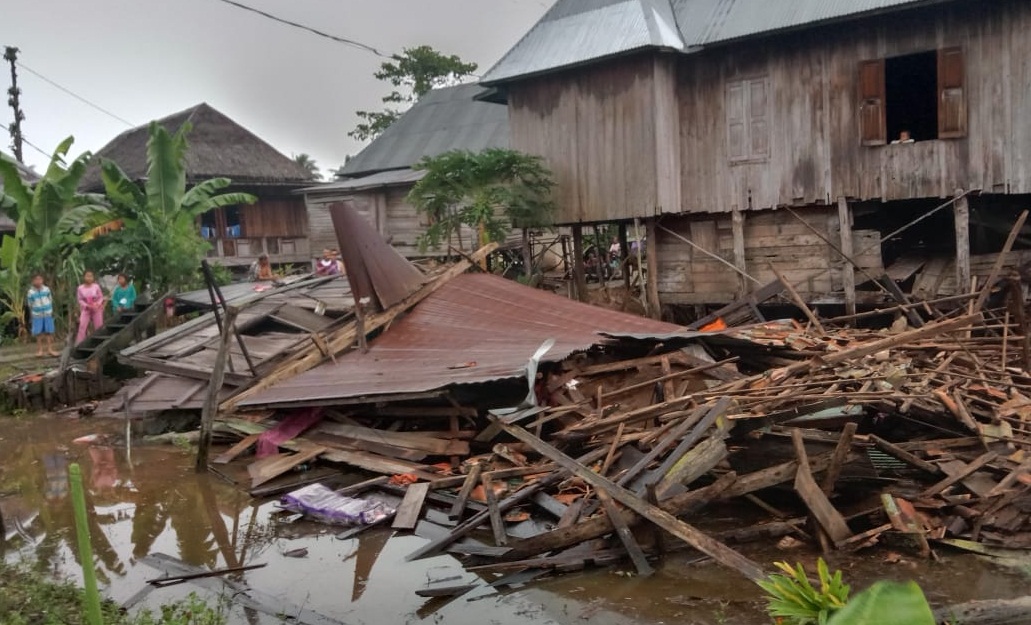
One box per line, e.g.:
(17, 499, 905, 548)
(891, 129, 915, 144)
(111, 273, 137, 315)
(76, 270, 106, 344)
(249, 254, 275, 281)
(315, 248, 340, 276)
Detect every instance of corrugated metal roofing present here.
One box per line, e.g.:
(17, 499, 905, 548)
(482, 0, 950, 84)
(300, 169, 426, 194)
(339, 84, 510, 178)
(238, 272, 682, 409)
(483, 0, 685, 84)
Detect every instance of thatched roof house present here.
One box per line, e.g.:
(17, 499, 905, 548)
(304, 84, 512, 257)
(81, 103, 311, 190)
(83, 103, 319, 268)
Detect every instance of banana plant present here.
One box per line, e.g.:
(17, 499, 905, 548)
(85, 121, 256, 293)
(0, 137, 106, 336)
(757, 559, 851, 625)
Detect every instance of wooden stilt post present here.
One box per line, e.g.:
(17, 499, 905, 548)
(571, 224, 588, 302)
(837, 197, 857, 317)
(618, 222, 631, 291)
(645, 218, 661, 320)
(521, 228, 533, 280)
(954, 189, 971, 297)
(197, 306, 239, 473)
(731, 208, 748, 297)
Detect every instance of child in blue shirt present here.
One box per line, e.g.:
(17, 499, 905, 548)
(27, 273, 59, 357)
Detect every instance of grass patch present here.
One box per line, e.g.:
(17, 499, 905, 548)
(0, 561, 227, 625)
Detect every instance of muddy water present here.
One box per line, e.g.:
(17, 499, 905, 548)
(1, 415, 1029, 625)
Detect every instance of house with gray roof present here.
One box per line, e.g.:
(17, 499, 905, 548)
(303, 83, 511, 257)
(483, 0, 1031, 315)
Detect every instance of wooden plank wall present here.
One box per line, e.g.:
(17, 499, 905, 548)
(241, 199, 309, 238)
(656, 207, 884, 306)
(508, 55, 662, 224)
(677, 0, 1031, 214)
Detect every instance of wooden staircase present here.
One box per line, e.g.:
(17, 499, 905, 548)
(67, 298, 165, 369)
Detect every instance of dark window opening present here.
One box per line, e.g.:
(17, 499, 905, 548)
(199, 211, 217, 240)
(225, 206, 242, 239)
(885, 51, 938, 143)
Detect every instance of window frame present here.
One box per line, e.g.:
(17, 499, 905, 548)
(726, 75, 771, 164)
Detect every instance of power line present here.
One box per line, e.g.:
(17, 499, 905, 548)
(212, 0, 395, 59)
(0, 120, 51, 161)
(15, 61, 135, 127)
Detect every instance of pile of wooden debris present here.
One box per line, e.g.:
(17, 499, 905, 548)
(209, 286, 1031, 590)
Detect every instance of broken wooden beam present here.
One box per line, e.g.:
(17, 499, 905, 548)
(791, 429, 851, 544)
(820, 422, 858, 496)
(596, 489, 654, 577)
(393, 482, 430, 531)
(449, 462, 483, 520)
(869, 435, 940, 475)
(494, 418, 766, 581)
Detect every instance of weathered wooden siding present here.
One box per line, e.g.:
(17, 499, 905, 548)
(656, 208, 884, 305)
(305, 186, 521, 258)
(678, 0, 1031, 214)
(509, 55, 679, 224)
(242, 199, 308, 238)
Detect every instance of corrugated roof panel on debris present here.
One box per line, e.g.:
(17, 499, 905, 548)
(238, 272, 682, 408)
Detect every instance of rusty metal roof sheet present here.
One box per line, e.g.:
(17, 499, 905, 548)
(332, 202, 426, 309)
(239, 273, 682, 409)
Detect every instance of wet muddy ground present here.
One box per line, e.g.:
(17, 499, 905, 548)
(2, 414, 1030, 625)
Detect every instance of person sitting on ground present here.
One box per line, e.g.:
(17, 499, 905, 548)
(315, 248, 340, 276)
(111, 273, 137, 314)
(76, 270, 106, 344)
(27, 273, 59, 357)
(249, 254, 275, 282)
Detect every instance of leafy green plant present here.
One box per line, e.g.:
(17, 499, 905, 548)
(134, 592, 227, 625)
(826, 580, 934, 625)
(407, 148, 555, 252)
(0, 136, 106, 337)
(757, 559, 850, 625)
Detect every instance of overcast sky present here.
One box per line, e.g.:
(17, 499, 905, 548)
(2, 0, 549, 176)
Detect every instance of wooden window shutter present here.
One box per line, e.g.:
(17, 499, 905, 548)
(858, 59, 886, 146)
(726, 81, 748, 161)
(748, 78, 770, 158)
(938, 47, 967, 139)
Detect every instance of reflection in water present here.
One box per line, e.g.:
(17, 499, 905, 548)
(2, 415, 1030, 625)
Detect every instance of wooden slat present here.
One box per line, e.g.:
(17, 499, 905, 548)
(791, 429, 851, 544)
(393, 482, 430, 530)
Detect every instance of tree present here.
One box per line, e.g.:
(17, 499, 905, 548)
(83, 121, 256, 294)
(0, 137, 106, 335)
(406, 148, 555, 252)
(349, 46, 478, 142)
(293, 153, 322, 181)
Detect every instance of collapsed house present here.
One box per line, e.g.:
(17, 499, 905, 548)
(476, 0, 1031, 317)
(103, 195, 1031, 600)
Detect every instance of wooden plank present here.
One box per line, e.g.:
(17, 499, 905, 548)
(335, 475, 389, 498)
(791, 429, 851, 544)
(645, 218, 661, 318)
(596, 489, 654, 577)
(248, 444, 327, 489)
(937, 459, 999, 498)
(213, 433, 260, 465)
(449, 463, 483, 520)
(654, 432, 729, 499)
(197, 307, 239, 471)
(869, 435, 940, 475)
(393, 482, 430, 530)
(495, 418, 766, 581)
(732, 208, 748, 297)
(482, 472, 508, 546)
(640, 398, 732, 493)
(919, 452, 998, 498)
(820, 422, 859, 496)
(838, 197, 856, 317)
(974, 210, 1029, 310)
(615, 402, 712, 487)
(954, 190, 971, 300)
(317, 422, 469, 456)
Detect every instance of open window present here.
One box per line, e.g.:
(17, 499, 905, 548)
(859, 47, 966, 145)
(726, 77, 770, 162)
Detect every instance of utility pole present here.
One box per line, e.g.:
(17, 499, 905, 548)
(4, 46, 25, 163)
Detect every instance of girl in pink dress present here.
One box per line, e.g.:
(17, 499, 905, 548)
(76, 271, 105, 344)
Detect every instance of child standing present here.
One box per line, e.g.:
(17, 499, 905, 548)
(111, 273, 137, 314)
(76, 270, 105, 344)
(27, 273, 59, 357)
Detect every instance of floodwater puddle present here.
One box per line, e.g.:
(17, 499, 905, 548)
(1, 414, 1029, 624)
